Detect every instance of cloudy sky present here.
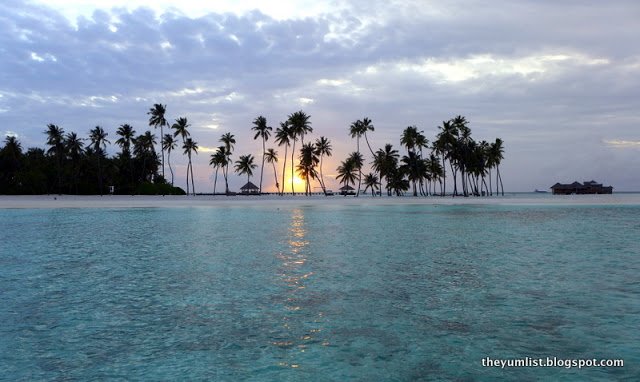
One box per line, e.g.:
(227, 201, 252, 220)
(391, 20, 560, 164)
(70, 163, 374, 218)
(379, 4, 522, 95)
(2, 0, 639, 192)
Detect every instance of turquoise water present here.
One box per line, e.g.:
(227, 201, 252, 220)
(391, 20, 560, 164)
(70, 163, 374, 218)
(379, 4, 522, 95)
(1, 203, 639, 381)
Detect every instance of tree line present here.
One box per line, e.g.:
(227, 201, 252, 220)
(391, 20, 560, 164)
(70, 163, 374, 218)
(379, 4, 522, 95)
(0, 105, 504, 196)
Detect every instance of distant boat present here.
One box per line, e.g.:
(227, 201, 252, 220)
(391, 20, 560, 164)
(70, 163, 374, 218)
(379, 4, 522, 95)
(534, 189, 548, 193)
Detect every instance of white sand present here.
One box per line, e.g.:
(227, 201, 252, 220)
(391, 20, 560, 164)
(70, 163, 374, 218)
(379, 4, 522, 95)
(0, 193, 639, 209)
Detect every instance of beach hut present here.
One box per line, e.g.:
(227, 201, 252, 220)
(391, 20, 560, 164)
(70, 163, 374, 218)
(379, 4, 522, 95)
(339, 185, 356, 196)
(240, 181, 260, 194)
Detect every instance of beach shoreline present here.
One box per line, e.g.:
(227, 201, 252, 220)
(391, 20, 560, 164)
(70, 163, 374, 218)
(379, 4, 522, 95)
(1, 193, 639, 209)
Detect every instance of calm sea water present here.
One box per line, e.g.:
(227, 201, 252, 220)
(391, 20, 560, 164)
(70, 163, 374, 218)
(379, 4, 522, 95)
(1, 202, 639, 381)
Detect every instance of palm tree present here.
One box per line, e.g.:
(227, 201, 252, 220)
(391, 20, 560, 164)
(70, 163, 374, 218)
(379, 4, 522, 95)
(2, 136, 22, 157)
(251, 115, 272, 194)
(162, 134, 177, 186)
(209, 146, 228, 194)
(435, 120, 456, 196)
(171, 117, 190, 191)
(360, 118, 378, 191)
(65, 132, 84, 194)
(350, 118, 375, 195)
(0, 136, 23, 192)
(115, 124, 135, 157)
(348, 150, 364, 197)
(401, 125, 421, 155)
(297, 142, 319, 195)
(88, 126, 110, 195)
(451, 115, 471, 196)
(264, 148, 279, 193)
(2, 136, 22, 156)
(235, 154, 257, 184)
(219, 132, 236, 195)
(287, 111, 312, 195)
(360, 118, 376, 156)
(183, 138, 198, 195)
(148, 104, 168, 180)
(363, 173, 380, 196)
(336, 155, 358, 194)
(387, 167, 410, 196)
(116, 124, 136, 191)
(172, 117, 190, 144)
(491, 138, 505, 196)
(274, 121, 291, 195)
(45, 124, 65, 193)
(349, 120, 364, 196)
(415, 131, 429, 158)
(372, 144, 399, 196)
(400, 151, 423, 196)
(427, 153, 444, 196)
(133, 131, 157, 183)
(314, 136, 332, 195)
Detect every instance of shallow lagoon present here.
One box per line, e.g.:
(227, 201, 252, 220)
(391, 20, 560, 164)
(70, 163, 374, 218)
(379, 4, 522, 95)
(1, 200, 639, 380)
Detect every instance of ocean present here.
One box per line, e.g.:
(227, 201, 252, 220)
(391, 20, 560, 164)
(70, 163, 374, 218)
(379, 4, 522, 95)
(1, 197, 639, 380)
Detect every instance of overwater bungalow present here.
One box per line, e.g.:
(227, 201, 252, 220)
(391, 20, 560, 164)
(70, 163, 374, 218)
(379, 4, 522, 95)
(550, 180, 613, 195)
(240, 181, 260, 194)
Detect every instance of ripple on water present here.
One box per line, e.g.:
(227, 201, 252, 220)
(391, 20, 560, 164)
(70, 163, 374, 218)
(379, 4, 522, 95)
(0, 204, 639, 380)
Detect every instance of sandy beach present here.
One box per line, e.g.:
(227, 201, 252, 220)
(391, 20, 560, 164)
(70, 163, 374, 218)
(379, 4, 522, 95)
(1, 193, 639, 209)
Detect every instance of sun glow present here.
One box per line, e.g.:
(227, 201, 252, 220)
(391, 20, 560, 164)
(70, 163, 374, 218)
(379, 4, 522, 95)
(280, 175, 305, 193)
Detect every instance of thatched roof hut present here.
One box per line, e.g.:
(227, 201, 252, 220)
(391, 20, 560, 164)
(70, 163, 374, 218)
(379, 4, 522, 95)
(339, 184, 356, 195)
(240, 181, 260, 194)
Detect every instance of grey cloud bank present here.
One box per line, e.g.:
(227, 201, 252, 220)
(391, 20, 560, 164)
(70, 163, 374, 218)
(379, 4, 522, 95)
(1, 0, 639, 192)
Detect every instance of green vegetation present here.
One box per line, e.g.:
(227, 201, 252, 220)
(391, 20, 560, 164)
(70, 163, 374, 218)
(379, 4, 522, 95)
(0, 113, 185, 195)
(0, 105, 504, 197)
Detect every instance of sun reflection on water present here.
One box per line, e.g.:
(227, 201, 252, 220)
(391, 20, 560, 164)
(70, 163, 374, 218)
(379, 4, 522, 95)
(271, 208, 325, 370)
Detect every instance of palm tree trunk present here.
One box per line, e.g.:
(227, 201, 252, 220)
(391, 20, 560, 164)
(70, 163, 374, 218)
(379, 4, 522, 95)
(450, 163, 458, 197)
(281, 145, 288, 196)
(441, 156, 446, 196)
(259, 139, 265, 194)
(223, 166, 229, 195)
(186, 162, 190, 195)
(319, 155, 326, 195)
(97, 155, 103, 196)
(488, 168, 493, 196)
(161, 124, 165, 180)
(56, 154, 62, 194)
(498, 166, 504, 196)
(291, 140, 296, 196)
(482, 177, 489, 196)
(271, 162, 279, 194)
(462, 168, 468, 196)
(225, 163, 230, 195)
(168, 152, 174, 186)
(214, 168, 219, 194)
(190, 157, 195, 196)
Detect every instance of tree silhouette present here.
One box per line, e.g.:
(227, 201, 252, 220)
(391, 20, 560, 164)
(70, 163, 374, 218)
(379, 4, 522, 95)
(251, 115, 272, 194)
(148, 104, 168, 180)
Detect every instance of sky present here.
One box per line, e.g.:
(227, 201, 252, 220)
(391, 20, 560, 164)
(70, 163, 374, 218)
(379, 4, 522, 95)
(1, 0, 639, 192)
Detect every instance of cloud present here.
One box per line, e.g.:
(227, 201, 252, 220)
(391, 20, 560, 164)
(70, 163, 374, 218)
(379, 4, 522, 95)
(197, 145, 218, 153)
(604, 140, 640, 148)
(1, 1, 640, 191)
